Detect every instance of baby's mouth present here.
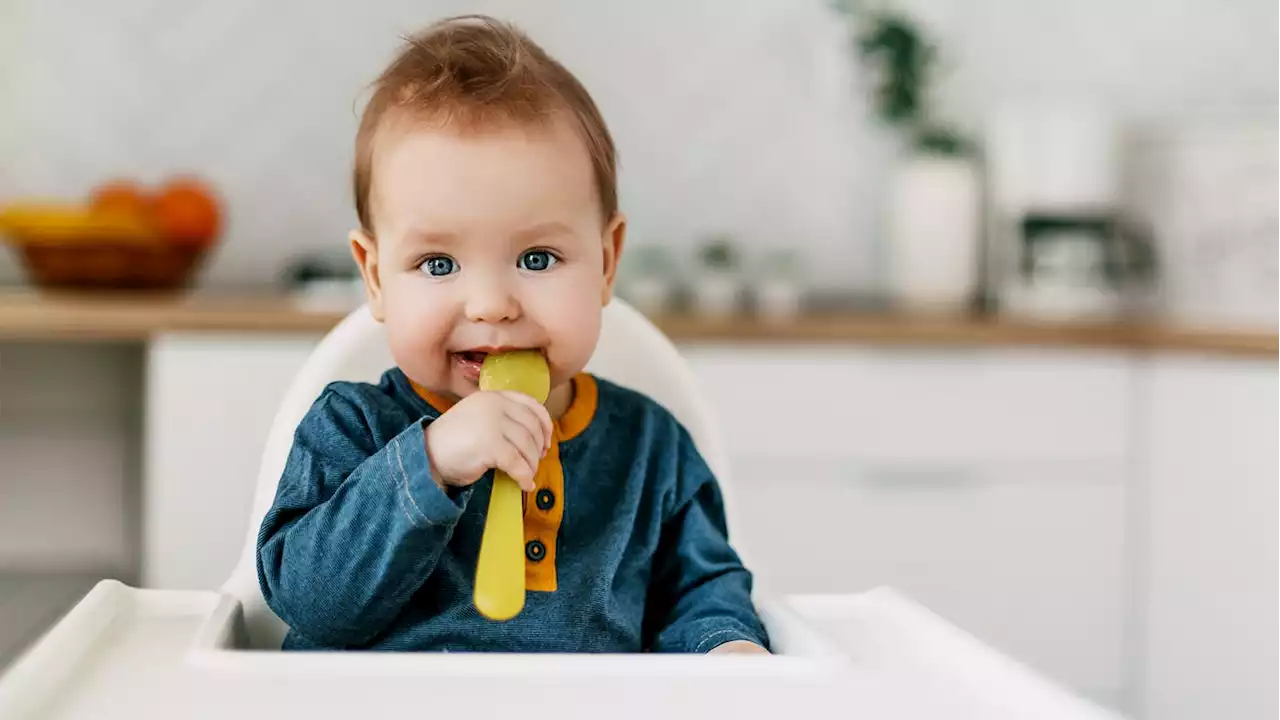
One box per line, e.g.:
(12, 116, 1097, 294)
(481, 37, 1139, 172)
(455, 347, 542, 361)
(452, 347, 544, 382)
(452, 352, 487, 383)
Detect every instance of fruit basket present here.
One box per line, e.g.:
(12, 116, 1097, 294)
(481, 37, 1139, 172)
(0, 178, 222, 290)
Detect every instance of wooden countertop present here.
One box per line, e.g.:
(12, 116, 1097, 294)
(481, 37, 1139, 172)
(0, 289, 347, 339)
(0, 289, 1274, 358)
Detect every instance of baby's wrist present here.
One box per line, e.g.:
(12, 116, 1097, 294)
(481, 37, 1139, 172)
(427, 459, 451, 490)
(423, 425, 454, 490)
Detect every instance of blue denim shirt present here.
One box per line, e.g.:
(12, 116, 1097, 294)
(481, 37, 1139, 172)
(256, 368, 767, 653)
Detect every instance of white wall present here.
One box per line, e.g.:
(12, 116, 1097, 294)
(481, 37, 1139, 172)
(0, 0, 866, 288)
(1, 0, 1275, 294)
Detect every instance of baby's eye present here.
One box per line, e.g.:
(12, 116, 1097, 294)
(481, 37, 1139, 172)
(420, 255, 458, 277)
(518, 250, 558, 272)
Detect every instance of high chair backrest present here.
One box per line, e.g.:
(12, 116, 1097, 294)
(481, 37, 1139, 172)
(221, 299, 742, 649)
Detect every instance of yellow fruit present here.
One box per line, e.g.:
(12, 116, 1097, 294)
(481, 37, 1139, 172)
(0, 203, 157, 245)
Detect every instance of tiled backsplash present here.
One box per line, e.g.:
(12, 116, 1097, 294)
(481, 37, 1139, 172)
(1, 0, 1276, 294)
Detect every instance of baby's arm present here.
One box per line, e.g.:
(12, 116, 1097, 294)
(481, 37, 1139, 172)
(644, 429, 770, 654)
(256, 385, 470, 648)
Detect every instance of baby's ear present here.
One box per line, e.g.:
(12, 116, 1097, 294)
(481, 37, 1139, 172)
(349, 229, 386, 321)
(600, 213, 627, 305)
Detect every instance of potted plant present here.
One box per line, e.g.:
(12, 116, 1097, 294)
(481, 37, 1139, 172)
(616, 244, 677, 316)
(833, 1, 981, 311)
(691, 234, 743, 318)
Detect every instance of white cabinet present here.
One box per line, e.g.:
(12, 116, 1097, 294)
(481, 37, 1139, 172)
(682, 346, 1133, 464)
(684, 347, 1134, 708)
(143, 333, 320, 590)
(732, 458, 1127, 706)
(1137, 359, 1278, 720)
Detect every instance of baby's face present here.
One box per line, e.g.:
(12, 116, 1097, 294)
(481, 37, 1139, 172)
(353, 114, 624, 401)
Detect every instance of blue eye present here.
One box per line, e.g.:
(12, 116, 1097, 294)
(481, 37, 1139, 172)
(518, 250, 557, 272)
(421, 255, 457, 277)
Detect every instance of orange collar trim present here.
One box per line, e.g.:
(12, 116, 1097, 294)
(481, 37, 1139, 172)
(556, 373, 597, 442)
(410, 373, 598, 441)
(409, 382, 455, 414)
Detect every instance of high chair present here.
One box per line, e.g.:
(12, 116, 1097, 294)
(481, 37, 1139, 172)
(0, 300, 1124, 719)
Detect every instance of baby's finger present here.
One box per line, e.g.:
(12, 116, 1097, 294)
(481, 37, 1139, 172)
(500, 393, 553, 455)
(504, 406, 545, 457)
(498, 427, 539, 490)
(501, 420, 542, 474)
(499, 399, 543, 446)
(499, 391, 553, 451)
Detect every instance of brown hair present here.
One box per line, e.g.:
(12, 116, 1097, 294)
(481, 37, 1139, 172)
(353, 15, 618, 233)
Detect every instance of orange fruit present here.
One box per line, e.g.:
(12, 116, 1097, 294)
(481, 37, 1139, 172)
(150, 177, 221, 245)
(85, 180, 161, 241)
(91, 179, 151, 218)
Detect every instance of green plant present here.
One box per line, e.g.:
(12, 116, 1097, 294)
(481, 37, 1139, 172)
(699, 235, 739, 271)
(830, 0, 971, 156)
(627, 245, 671, 275)
(915, 125, 971, 156)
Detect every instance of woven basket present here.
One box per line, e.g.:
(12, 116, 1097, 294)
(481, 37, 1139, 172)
(11, 241, 210, 290)
(1, 196, 220, 290)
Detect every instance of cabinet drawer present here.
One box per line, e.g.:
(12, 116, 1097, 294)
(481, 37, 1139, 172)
(729, 456, 1126, 703)
(682, 347, 1133, 464)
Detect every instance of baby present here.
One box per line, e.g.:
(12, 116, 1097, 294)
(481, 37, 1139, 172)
(256, 15, 768, 655)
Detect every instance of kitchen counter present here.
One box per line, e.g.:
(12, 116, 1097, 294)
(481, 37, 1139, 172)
(0, 288, 1274, 358)
(0, 288, 344, 338)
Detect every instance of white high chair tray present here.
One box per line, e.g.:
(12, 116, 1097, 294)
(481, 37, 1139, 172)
(0, 581, 1122, 720)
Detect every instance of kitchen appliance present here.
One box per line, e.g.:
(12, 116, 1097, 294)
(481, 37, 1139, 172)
(984, 102, 1153, 320)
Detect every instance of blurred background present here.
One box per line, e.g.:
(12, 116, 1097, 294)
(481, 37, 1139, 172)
(0, 1, 1274, 718)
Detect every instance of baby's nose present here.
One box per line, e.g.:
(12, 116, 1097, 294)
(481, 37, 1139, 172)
(464, 275, 520, 323)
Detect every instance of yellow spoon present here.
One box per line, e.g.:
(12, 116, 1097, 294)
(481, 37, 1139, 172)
(474, 350, 550, 621)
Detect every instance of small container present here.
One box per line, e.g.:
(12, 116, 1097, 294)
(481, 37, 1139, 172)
(691, 235, 743, 319)
(753, 249, 806, 321)
(617, 245, 677, 316)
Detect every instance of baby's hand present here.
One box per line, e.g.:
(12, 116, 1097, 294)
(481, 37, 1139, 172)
(425, 390, 553, 491)
(708, 641, 769, 655)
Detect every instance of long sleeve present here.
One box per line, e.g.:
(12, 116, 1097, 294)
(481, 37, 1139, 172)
(256, 385, 471, 648)
(644, 430, 769, 653)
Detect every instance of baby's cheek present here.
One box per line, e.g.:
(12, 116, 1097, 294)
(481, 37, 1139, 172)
(384, 312, 446, 379)
(546, 300, 601, 380)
